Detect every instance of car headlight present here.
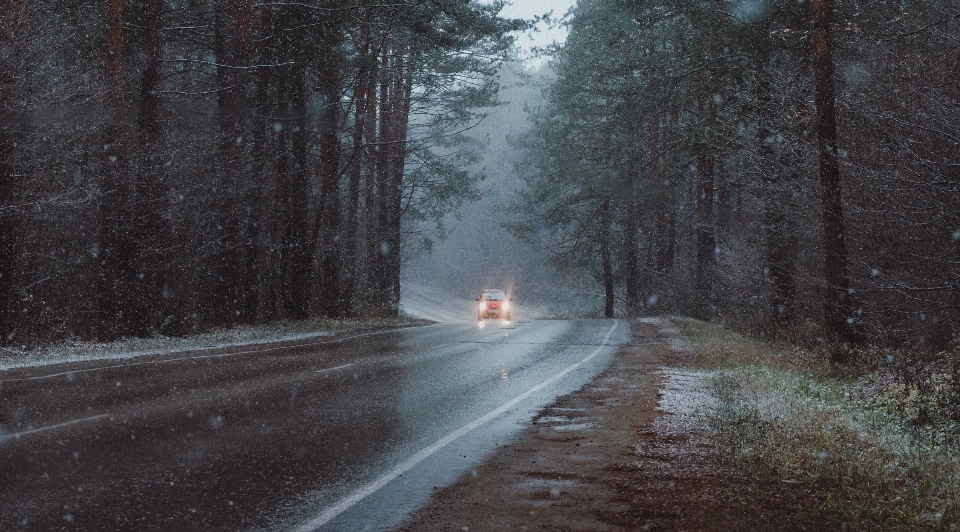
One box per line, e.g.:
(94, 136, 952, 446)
(479, 301, 487, 310)
(502, 301, 510, 311)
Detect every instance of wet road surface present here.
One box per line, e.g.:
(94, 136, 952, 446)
(0, 319, 626, 531)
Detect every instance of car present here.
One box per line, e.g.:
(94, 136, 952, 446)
(476, 289, 512, 321)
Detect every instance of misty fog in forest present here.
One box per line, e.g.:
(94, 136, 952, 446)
(403, 64, 602, 316)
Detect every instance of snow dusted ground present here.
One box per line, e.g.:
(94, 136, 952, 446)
(642, 317, 712, 440)
(651, 370, 713, 435)
(0, 317, 415, 372)
(643, 316, 692, 355)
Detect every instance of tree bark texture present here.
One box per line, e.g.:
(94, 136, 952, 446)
(600, 201, 614, 319)
(648, 115, 672, 276)
(341, 8, 372, 318)
(369, 42, 412, 316)
(0, 0, 21, 346)
(244, 0, 273, 323)
(624, 146, 641, 315)
(212, 0, 242, 325)
(273, 72, 291, 322)
(695, 153, 715, 319)
(385, 50, 414, 316)
(361, 49, 381, 313)
(369, 46, 391, 311)
(288, 64, 312, 321)
(811, 0, 854, 347)
(755, 35, 798, 327)
(133, 0, 170, 336)
(315, 55, 344, 318)
(230, 0, 256, 324)
(97, 0, 135, 341)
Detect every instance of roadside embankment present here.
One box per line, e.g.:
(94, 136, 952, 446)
(678, 317, 960, 530)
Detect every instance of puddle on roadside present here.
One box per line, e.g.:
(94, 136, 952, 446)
(550, 422, 596, 432)
(535, 416, 573, 424)
(510, 477, 581, 506)
(534, 414, 597, 432)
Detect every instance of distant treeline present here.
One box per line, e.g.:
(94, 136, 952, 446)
(511, 0, 960, 351)
(0, 1, 521, 345)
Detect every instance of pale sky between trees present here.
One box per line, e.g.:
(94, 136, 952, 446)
(499, 0, 577, 61)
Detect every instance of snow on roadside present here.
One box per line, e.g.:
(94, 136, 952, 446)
(651, 369, 713, 436)
(637, 316, 693, 354)
(0, 317, 415, 372)
(643, 317, 710, 440)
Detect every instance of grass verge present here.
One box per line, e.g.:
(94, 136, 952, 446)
(673, 316, 960, 530)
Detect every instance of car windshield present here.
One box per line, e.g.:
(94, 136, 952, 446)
(482, 291, 507, 301)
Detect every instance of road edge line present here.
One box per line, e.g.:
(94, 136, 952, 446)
(0, 414, 111, 442)
(295, 319, 621, 531)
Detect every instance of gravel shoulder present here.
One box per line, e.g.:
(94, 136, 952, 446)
(395, 318, 832, 531)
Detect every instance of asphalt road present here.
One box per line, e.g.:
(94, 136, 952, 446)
(0, 318, 627, 531)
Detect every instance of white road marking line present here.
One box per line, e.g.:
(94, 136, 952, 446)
(315, 364, 355, 374)
(0, 414, 111, 442)
(2, 325, 429, 383)
(295, 319, 621, 532)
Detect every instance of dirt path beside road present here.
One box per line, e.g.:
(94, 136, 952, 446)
(395, 319, 832, 532)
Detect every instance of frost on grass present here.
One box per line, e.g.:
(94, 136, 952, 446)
(666, 316, 960, 528)
(706, 366, 960, 529)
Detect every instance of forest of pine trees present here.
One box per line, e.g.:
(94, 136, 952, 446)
(511, 0, 960, 351)
(0, 1, 522, 346)
(2, 0, 958, 353)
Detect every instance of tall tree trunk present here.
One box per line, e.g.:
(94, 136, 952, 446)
(624, 139, 641, 315)
(315, 55, 343, 318)
(289, 64, 311, 320)
(230, 0, 255, 323)
(367, 41, 412, 316)
(276, 31, 295, 319)
(133, 0, 170, 336)
(695, 43, 721, 320)
(342, 8, 372, 318)
(246, 0, 272, 322)
(369, 45, 392, 312)
(599, 201, 614, 319)
(212, 0, 241, 325)
(275, 71, 292, 320)
(98, 0, 134, 341)
(360, 49, 381, 313)
(0, 0, 21, 346)
(811, 0, 854, 348)
(388, 64, 413, 314)
(648, 114, 671, 275)
(695, 152, 715, 319)
(756, 37, 798, 328)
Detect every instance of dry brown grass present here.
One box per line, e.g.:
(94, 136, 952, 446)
(672, 317, 960, 531)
